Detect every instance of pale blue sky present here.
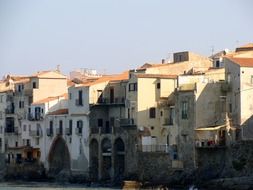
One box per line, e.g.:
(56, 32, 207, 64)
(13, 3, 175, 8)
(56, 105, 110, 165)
(0, 0, 252, 78)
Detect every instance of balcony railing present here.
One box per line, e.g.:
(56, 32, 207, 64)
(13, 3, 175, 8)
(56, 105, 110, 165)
(24, 89, 33, 96)
(46, 128, 53, 136)
(5, 108, 15, 114)
(163, 118, 173, 126)
(65, 127, 72, 135)
(90, 127, 100, 134)
(136, 144, 169, 153)
(5, 126, 15, 133)
(120, 118, 135, 126)
(29, 130, 42, 137)
(96, 97, 125, 105)
(221, 82, 231, 92)
(195, 139, 226, 148)
(27, 113, 43, 121)
(75, 127, 82, 135)
(75, 99, 83, 106)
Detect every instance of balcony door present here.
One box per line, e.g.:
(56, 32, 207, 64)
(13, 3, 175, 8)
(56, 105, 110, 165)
(110, 88, 114, 103)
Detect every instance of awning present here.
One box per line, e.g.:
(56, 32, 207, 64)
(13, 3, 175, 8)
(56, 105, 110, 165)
(195, 124, 227, 131)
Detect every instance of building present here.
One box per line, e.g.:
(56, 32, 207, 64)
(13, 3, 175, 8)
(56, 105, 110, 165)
(224, 56, 253, 140)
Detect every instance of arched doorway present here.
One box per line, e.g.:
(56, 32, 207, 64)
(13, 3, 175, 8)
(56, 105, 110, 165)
(114, 138, 125, 180)
(101, 138, 112, 180)
(89, 139, 99, 181)
(48, 136, 70, 174)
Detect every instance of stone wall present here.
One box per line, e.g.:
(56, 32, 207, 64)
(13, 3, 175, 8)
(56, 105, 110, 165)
(196, 141, 253, 180)
(0, 153, 5, 171)
(137, 152, 171, 182)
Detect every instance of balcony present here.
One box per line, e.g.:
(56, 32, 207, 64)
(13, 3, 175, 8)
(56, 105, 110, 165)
(221, 82, 231, 92)
(6, 95, 14, 102)
(90, 126, 114, 135)
(96, 97, 125, 106)
(75, 127, 82, 135)
(163, 118, 173, 126)
(56, 128, 63, 135)
(120, 118, 136, 127)
(24, 89, 33, 96)
(136, 144, 169, 153)
(46, 128, 53, 136)
(75, 99, 83, 106)
(27, 113, 43, 121)
(29, 130, 42, 137)
(5, 127, 15, 134)
(5, 108, 15, 114)
(195, 139, 226, 148)
(90, 127, 100, 134)
(65, 127, 72, 135)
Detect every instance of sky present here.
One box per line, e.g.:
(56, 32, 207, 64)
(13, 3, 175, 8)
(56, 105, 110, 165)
(0, 0, 253, 78)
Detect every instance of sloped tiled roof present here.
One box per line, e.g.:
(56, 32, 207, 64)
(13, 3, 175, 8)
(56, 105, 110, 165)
(81, 71, 129, 87)
(136, 74, 177, 79)
(227, 57, 253, 67)
(32, 93, 68, 105)
(235, 43, 253, 52)
(48, 109, 68, 115)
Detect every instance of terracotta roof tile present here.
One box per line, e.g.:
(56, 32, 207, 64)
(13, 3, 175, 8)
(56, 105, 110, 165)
(80, 71, 129, 87)
(136, 74, 177, 79)
(48, 109, 68, 115)
(32, 93, 68, 105)
(227, 57, 253, 67)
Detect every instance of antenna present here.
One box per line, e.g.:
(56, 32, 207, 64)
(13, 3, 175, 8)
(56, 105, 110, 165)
(211, 45, 214, 56)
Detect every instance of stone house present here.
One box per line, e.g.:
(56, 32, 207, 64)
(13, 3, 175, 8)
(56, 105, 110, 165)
(224, 56, 253, 140)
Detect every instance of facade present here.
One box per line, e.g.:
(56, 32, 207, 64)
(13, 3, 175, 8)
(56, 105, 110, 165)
(0, 44, 253, 182)
(224, 56, 253, 140)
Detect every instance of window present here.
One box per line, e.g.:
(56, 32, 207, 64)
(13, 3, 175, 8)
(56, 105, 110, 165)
(0, 95, 3, 103)
(77, 120, 83, 134)
(69, 93, 72, 100)
(0, 111, 2, 119)
(227, 73, 231, 83)
(15, 141, 18, 147)
(229, 103, 232, 113)
(0, 126, 2, 134)
(98, 119, 103, 127)
(149, 107, 156, 118)
(18, 85, 22, 92)
(49, 121, 53, 134)
(69, 120, 73, 135)
(169, 107, 175, 125)
(129, 83, 137, 91)
(215, 60, 220, 68)
(59, 120, 63, 135)
(77, 90, 83, 106)
(181, 101, 188, 119)
(26, 139, 30, 146)
(19, 101, 24, 108)
(0, 138, 2, 149)
(23, 125, 26, 131)
(157, 83, 160, 89)
(251, 75, 253, 84)
(32, 82, 37, 89)
(36, 138, 39, 145)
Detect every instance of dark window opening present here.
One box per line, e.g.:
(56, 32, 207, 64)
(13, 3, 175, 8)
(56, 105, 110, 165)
(32, 82, 37, 89)
(215, 60, 220, 68)
(149, 107, 156, 118)
(181, 101, 188, 119)
(98, 119, 103, 127)
(157, 83, 160, 89)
